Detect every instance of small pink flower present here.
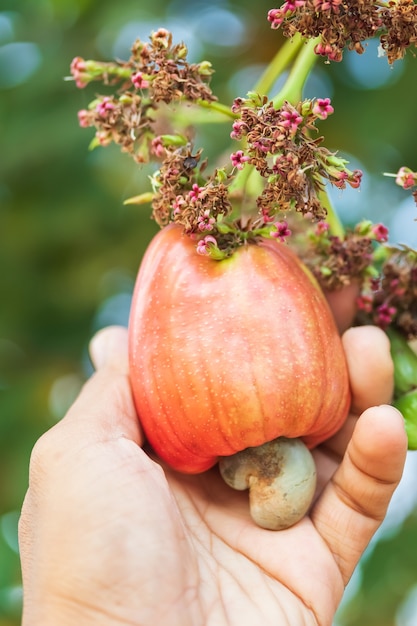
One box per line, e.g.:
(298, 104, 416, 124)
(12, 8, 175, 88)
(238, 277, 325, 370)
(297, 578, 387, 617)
(196, 235, 217, 255)
(357, 294, 373, 313)
(395, 166, 416, 189)
(271, 221, 291, 242)
(231, 97, 244, 113)
(96, 97, 115, 117)
(197, 210, 215, 232)
(131, 71, 149, 89)
(376, 303, 397, 328)
(70, 56, 85, 73)
(230, 120, 246, 139)
(390, 278, 406, 297)
(172, 195, 186, 215)
(151, 136, 165, 157)
(77, 109, 90, 128)
(267, 9, 285, 28)
(315, 221, 330, 235)
(70, 56, 88, 88)
(283, 0, 305, 11)
(314, 42, 333, 57)
(189, 183, 204, 201)
(230, 150, 250, 169)
(281, 109, 303, 134)
(371, 223, 389, 243)
(370, 277, 381, 292)
(314, 0, 342, 11)
(313, 97, 334, 120)
(348, 169, 363, 189)
(252, 139, 271, 153)
(327, 166, 349, 188)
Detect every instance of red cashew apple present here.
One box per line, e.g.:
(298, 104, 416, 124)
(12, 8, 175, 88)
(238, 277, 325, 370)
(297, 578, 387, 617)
(128, 224, 351, 479)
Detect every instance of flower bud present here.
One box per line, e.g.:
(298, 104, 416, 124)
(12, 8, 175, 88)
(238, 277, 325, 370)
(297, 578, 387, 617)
(198, 61, 213, 76)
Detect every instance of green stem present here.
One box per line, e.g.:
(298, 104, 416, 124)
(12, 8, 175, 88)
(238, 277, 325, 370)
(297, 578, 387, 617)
(229, 38, 320, 200)
(318, 188, 345, 237)
(272, 37, 320, 108)
(195, 98, 237, 120)
(253, 33, 305, 96)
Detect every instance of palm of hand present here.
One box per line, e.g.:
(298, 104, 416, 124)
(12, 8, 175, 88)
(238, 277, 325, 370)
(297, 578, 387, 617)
(62, 433, 343, 626)
(156, 456, 343, 626)
(19, 323, 406, 626)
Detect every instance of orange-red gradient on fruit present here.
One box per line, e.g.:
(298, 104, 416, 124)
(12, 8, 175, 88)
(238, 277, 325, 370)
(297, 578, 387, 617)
(129, 224, 350, 473)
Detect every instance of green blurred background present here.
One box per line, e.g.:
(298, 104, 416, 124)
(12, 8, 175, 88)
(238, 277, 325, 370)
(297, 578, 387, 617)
(1, 1, 417, 624)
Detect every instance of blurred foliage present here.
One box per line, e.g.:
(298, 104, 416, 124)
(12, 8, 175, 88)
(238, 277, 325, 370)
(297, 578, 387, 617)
(1, 0, 417, 624)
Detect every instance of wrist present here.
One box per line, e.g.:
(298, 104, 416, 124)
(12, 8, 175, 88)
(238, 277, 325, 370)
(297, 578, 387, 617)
(22, 598, 126, 626)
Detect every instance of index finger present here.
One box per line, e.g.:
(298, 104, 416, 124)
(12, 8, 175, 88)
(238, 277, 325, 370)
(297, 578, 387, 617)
(320, 325, 394, 461)
(60, 325, 143, 446)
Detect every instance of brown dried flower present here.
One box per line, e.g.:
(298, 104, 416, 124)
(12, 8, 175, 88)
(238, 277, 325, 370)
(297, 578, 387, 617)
(268, 0, 417, 64)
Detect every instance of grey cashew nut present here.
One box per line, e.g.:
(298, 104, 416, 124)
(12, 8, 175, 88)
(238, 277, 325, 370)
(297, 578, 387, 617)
(219, 437, 317, 530)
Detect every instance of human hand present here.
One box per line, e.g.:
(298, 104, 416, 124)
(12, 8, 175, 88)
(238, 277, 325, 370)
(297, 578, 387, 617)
(19, 319, 407, 626)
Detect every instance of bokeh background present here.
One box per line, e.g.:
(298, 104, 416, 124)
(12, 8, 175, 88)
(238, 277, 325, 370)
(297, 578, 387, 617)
(1, 1, 417, 624)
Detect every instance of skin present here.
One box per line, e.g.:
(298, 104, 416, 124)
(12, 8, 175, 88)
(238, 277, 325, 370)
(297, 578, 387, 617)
(19, 301, 407, 626)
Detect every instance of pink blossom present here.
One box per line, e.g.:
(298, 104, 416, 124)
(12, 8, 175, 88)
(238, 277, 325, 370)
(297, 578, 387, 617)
(271, 221, 291, 242)
(314, 42, 334, 57)
(370, 277, 381, 292)
(70, 56, 88, 88)
(283, 0, 305, 11)
(231, 97, 244, 113)
(77, 109, 90, 128)
(315, 221, 330, 235)
(96, 97, 116, 117)
(197, 210, 216, 231)
(313, 0, 342, 11)
(390, 279, 406, 297)
(313, 98, 334, 120)
(252, 139, 271, 153)
(371, 223, 389, 243)
(348, 169, 363, 189)
(196, 235, 217, 255)
(395, 166, 416, 189)
(230, 120, 246, 139)
(151, 136, 165, 157)
(356, 294, 373, 313)
(230, 150, 250, 169)
(189, 183, 204, 201)
(131, 71, 149, 89)
(172, 196, 186, 215)
(376, 303, 397, 328)
(267, 9, 285, 29)
(314, 42, 342, 61)
(281, 109, 303, 134)
(327, 165, 349, 188)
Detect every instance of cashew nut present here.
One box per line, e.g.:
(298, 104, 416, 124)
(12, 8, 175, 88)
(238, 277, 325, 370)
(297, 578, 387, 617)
(219, 437, 317, 530)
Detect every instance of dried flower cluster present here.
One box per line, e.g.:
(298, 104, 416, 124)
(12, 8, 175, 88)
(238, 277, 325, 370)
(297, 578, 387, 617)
(70, 28, 215, 162)
(150, 147, 233, 231)
(138, 94, 364, 259)
(301, 220, 380, 289)
(70, 23, 417, 339)
(230, 95, 362, 221)
(357, 246, 417, 338)
(268, 0, 417, 64)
